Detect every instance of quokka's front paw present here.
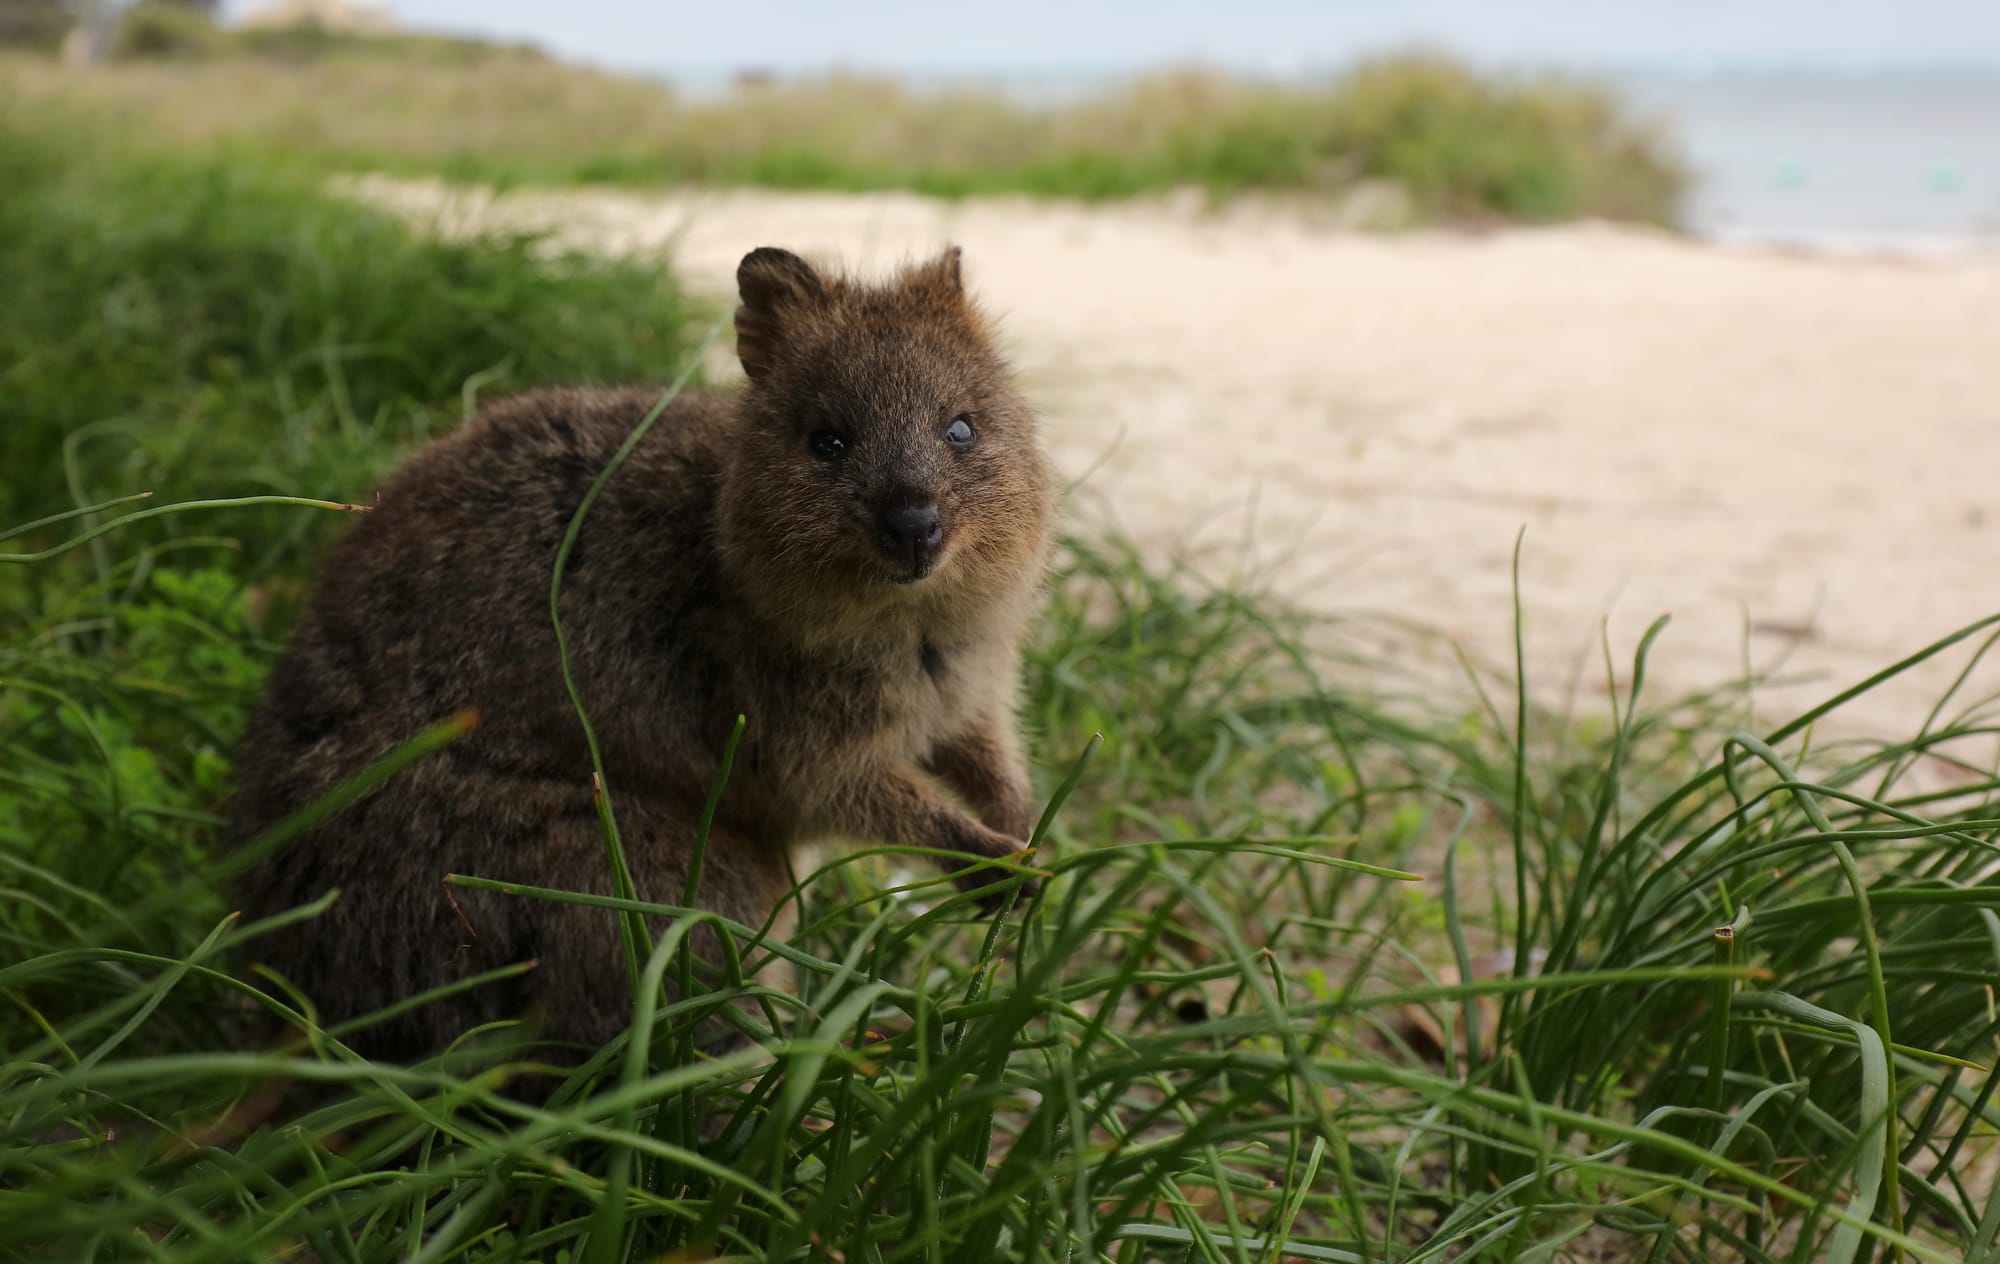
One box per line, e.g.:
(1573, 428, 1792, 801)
(944, 823, 1040, 914)
(983, 801, 1041, 848)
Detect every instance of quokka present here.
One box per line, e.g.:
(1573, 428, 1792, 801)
(231, 246, 1056, 1059)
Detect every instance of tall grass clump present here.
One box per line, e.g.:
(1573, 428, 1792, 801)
(4, 119, 1997, 1263)
(5, 44, 1690, 225)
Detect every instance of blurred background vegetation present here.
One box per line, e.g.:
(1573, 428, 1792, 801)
(4, 0, 1689, 224)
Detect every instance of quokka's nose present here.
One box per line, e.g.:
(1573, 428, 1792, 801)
(878, 496, 944, 576)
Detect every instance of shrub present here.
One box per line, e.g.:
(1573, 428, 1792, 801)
(109, 3, 230, 60)
(1321, 54, 1688, 223)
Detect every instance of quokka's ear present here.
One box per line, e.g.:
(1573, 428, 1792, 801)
(911, 244, 965, 294)
(736, 247, 827, 380)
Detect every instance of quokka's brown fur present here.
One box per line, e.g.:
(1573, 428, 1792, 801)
(231, 246, 1055, 1060)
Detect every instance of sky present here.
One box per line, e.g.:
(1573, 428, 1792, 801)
(221, 1, 2000, 76)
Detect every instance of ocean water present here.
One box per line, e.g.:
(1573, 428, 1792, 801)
(661, 63, 2000, 251)
(1612, 69, 2000, 252)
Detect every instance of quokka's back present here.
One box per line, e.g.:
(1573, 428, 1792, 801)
(232, 246, 1056, 1060)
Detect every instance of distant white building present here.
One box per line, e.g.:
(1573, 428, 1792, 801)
(237, 0, 396, 34)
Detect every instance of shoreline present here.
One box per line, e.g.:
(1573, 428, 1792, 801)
(1698, 225, 2000, 261)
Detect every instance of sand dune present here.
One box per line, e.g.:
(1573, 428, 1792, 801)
(349, 176, 2000, 739)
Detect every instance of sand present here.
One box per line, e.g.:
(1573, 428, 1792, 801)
(348, 176, 2000, 740)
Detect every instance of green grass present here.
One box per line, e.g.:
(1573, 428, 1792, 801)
(0, 121, 700, 529)
(5, 41, 1689, 225)
(5, 124, 2000, 1263)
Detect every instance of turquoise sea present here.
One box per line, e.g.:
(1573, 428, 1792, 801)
(1614, 68, 2000, 251)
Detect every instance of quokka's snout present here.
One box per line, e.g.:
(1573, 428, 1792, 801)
(876, 488, 944, 579)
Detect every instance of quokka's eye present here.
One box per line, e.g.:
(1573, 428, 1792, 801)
(809, 430, 848, 460)
(944, 414, 976, 450)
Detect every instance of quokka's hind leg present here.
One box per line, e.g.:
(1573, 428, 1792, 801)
(235, 822, 535, 1063)
(522, 809, 797, 1061)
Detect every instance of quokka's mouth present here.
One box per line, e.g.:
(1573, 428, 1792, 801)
(891, 555, 941, 585)
(892, 538, 956, 586)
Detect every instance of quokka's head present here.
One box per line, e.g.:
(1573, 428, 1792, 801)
(725, 246, 1052, 601)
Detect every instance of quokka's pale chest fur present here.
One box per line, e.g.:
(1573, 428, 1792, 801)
(231, 246, 1056, 1059)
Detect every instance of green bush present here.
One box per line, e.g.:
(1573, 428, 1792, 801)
(109, 3, 230, 60)
(1321, 55, 1688, 222)
(0, 563, 258, 965)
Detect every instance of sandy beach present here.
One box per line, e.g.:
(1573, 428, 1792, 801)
(351, 176, 2000, 739)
